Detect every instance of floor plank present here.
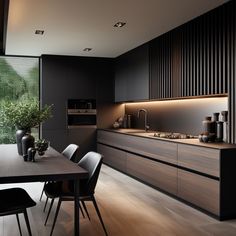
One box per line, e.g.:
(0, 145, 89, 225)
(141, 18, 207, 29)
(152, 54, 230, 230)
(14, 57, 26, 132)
(1, 164, 236, 235)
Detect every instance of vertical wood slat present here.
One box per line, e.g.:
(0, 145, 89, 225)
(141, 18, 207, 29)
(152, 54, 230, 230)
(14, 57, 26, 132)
(149, 0, 235, 142)
(150, 0, 233, 99)
(228, 0, 236, 143)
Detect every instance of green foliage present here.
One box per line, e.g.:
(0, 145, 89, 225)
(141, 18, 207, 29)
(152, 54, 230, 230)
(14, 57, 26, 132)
(35, 139, 49, 151)
(0, 99, 52, 130)
(0, 57, 40, 143)
(0, 58, 27, 101)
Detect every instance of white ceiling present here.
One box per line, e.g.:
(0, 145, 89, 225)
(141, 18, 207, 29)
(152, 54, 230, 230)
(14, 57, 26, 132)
(6, 0, 229, 58)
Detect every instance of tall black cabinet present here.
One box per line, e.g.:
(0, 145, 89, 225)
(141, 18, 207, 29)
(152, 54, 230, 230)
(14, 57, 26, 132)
(41, 55, 115, 160)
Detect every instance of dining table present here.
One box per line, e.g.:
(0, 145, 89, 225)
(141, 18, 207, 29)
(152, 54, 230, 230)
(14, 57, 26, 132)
(0, 144, 88, 236)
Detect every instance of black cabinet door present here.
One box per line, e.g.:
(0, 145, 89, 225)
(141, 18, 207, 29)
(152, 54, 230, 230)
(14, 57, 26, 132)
(115, 43, 149, 102)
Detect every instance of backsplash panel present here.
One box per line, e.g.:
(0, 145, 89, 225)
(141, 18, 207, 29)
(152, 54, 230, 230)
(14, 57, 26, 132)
(125, 97, 227, 135)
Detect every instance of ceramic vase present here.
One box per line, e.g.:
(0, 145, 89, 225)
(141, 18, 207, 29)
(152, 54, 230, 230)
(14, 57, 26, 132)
(16, 129, 29, 155)
(22, 133, 35, 161)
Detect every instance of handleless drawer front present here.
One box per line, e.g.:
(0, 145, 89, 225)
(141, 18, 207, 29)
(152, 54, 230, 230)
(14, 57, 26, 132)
(97, 144, 126, 172)
(97, 130, 128, 149)
(178, 170, 219, 215)
(127, 153, 177, 195)
(97, 130, 177, 165)
(178, 144, 220, 177)
(125, 136, 177, 165)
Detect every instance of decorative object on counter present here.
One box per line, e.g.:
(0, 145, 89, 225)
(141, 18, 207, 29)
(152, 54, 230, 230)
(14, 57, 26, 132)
(112, 116, 123, 129)
(213, 112, 220, 122)
(112, 121, 120, 129)
(202, 116, 215, 134)
(198, 132, 215, 143)
(35, 139, 50, 156)
(127, 114, 132, 128)
(122, 114, 128, 128)
(216, 121, 224, 142)
(199, 133, 209, 143)
(201, 115, 217, 142)
(0, 99, 53, 155)
(22, 133, 35, 161)
(221, 110, 228, 143)
(213, 112, 220, 135)
(121, 114, 132, 128)
(112, 114, 132, 129)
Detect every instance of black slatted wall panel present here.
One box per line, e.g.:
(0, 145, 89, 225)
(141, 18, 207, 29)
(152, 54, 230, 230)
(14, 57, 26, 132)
(150, 1, 235, 100)
(150, 33, 172, 99)
(228, 1, 236, 143)
(181, 5, 228, 97)
(150, 0, 236, 143)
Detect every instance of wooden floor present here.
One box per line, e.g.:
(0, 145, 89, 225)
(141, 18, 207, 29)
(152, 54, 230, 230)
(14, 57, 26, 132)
(1, 164, 236, 236)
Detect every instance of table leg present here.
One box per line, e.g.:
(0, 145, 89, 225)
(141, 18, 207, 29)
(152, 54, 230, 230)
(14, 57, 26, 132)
(74, 178, 80, 236)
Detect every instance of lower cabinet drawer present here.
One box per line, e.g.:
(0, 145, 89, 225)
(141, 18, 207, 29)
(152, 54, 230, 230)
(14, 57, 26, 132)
(178, 144, 220, 177)
(97, 144, 126, 172)
(178, 169, 220, 215)
(126, 153, 177, 195)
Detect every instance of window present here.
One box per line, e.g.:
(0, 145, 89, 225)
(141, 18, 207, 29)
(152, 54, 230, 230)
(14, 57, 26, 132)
(0, 56, 39, 143)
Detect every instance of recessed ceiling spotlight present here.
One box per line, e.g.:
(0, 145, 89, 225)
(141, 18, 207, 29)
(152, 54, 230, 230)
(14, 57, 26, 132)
(35, 30, 44, 35)
(83, 48, 92, 52)
(114, 22, 126, 28)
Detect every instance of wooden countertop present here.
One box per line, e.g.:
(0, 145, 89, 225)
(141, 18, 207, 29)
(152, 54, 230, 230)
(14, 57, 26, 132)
(98, 128, 236, 149)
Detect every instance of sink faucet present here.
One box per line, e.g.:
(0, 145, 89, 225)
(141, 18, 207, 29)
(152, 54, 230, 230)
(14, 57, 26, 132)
(137, 109, 150, 132)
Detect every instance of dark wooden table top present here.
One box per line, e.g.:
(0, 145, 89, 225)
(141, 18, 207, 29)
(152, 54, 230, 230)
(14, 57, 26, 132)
(0, 144, 88, 184)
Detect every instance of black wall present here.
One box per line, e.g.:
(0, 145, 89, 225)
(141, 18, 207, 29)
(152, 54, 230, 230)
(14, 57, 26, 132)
(41, 55, 123, 154)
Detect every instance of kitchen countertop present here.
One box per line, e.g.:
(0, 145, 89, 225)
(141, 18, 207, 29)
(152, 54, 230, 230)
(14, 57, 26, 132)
(98, 128, 236, 149)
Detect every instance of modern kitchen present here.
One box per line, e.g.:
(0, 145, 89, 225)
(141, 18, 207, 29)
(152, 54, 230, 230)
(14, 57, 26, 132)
(0, 0, 236, 235)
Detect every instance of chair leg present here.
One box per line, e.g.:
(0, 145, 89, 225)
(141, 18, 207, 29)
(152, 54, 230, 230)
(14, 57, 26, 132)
(16, 213, 23, 236)
(40, 182, 46, 201)
(23, 209, 33, 236)
(81, 200, 90, 220)
(79, 201, 85, 218)
(45, 198, 55, 226)
(50, 198, 62, 236)
(43, 196, 49, 212)
(91, 196, 108, 236)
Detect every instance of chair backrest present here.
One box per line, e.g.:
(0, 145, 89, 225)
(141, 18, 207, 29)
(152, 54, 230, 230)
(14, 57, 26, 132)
(78, 151, 103, 196)
(62, 144, 79, 162)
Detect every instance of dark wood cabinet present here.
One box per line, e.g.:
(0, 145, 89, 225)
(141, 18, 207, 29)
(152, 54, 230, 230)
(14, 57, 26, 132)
(97, 129, 236, 219)
(178, 169, 219, 215)
(97, 130, 177, 164)
(97, 143, 126, 172)
(178, 144, 220, 177)
(126, 153, 177, 195)
(115, 44, 149, 102)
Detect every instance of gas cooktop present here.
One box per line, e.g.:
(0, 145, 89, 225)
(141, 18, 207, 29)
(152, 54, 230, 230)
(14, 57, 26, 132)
(153, 132, 197, 139)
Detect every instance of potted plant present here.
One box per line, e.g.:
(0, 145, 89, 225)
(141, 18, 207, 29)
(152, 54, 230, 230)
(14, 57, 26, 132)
(35, 139, 50, 156)
(0, 98, 52, 155)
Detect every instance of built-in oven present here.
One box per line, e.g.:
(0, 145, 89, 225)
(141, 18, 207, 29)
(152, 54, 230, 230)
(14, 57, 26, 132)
(67, 99, 96, 127)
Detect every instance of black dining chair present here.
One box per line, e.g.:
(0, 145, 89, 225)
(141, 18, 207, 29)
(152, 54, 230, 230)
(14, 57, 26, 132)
(40, 143, 79, 206)
(44, 151, 108, 236)
(0, 187, 36, 236)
